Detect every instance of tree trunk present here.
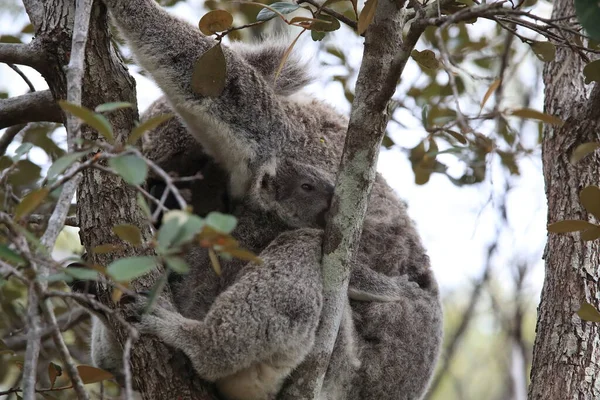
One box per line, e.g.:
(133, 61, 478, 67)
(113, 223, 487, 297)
(21, 1, 217, 398)
(528, 0, 600, 398)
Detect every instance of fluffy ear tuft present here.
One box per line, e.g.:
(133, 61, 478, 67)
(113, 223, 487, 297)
(230, 33, 315, 96)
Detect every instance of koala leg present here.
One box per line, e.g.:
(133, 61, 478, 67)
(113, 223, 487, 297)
(134, 229, 324, 400)
(348, 266, 421, 302)
(90, 316, 125, 383)
(349, 275, 443, 400)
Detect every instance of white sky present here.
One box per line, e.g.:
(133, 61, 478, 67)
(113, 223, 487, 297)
(0, 0, 549, 298)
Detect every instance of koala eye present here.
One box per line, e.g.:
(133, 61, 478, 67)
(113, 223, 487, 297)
(301, 183, 314, 192)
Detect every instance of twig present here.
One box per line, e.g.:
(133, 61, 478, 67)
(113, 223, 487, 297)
(31, 0, 96, 398)
(130, 148, 187, 210)
(0, 123, 26, 155)
(27, 214, 78, 227)
(123, 335, 135, 400)
(7, 64, 36, 92)
(296, 0, 358, 31)
(3, 308, 89, 350)
(0, 90, 62, 129)
(45, 290, 136, 334)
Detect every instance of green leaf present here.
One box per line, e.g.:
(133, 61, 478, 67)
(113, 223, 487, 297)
(206, 212, 237, 234)
(157, 214, 184, 251)
(444, 130, 467, 145)
(256, 2, 300, 21)
(93, 244, 124, 254)
(311, 30, 326, 41)
(191, 44, 227, 97)
(580, 186, 600, 220)
(0, 244, 24, 264)
(128, 114, 174, 145)
(137, 193, 152, 218)
(108, 154, 148, 185)
(421, 104, 429, 129)
(571, 142, 600, 164)
(13, 143, 33, 159)
(164, 256, 190, 274)
(583, 59, 600, 84)
(411, 49, 440, 71)
(157, 211, 204, 251)
(575, 0, 600, 41)
(107, 256, 157, 282)
(510, 108, 564, 126)
(143, 273, 168, 313)
(8, 160, 41, 186)
(310, 14, 340, 32)
(529, 41, 556, 62)
(547, 220, 597, 233)
(42, 273, 73, 283)
(14, 188, 49, 220)
(113, 224, 142, 246)
(94, 102, 133, 113)
(46, 152, 85, 180)
(58, 101, 115, 144)
(577, 302, 600, 322)
(178, 215, 205, 244)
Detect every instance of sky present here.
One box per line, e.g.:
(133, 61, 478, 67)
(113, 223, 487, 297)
(0, 0, 549, 298)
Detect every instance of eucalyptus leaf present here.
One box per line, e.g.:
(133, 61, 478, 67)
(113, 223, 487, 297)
(107, 256, 158, 282)
(108, 154, 148, 185)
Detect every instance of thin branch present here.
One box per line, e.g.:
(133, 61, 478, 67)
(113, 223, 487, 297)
(0, 90, 62, 129)
(296, 0, 358, 31)
(3, 308, 89, 350)
(130, 147, 187, 209)
(0, 43, 45, 71)
(7, 64, 36, 92)
(27, 214, 78, 227)
(45, 290, 136, 334)
(38, 0, 95, 397)
(0, 123, 26, 155)
(123, 335, 135, 400)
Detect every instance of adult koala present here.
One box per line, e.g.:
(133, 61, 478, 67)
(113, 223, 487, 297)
(96, 1, 443, 399)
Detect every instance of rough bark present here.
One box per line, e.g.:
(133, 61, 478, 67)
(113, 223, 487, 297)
(528, 0, 600, 398)
(20, 1, 216, 398)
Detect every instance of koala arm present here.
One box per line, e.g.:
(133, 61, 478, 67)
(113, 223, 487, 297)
(134, 229, 323, 399)
(103, 0, 288, 195)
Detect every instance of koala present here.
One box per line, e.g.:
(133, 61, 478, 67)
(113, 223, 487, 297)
(96, 1, 443, 400)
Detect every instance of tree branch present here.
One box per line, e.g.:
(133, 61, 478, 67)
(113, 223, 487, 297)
(296, 1, 435, 397)
(36, 0, 96, 397)
(0, 43, 46, 71)
(3, 308, 89, 351)
(0, 91, 62, 129)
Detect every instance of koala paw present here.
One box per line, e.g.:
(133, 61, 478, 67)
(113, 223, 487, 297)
(124, 294, 183, 339)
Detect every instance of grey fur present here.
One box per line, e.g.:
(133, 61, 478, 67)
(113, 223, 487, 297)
(95, 1, 443, 399)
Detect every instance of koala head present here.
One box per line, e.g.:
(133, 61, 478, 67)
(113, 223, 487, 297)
(255, 160, 335, 229)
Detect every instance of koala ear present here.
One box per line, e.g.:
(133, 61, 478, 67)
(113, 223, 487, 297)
(260, 171, 288, 202)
